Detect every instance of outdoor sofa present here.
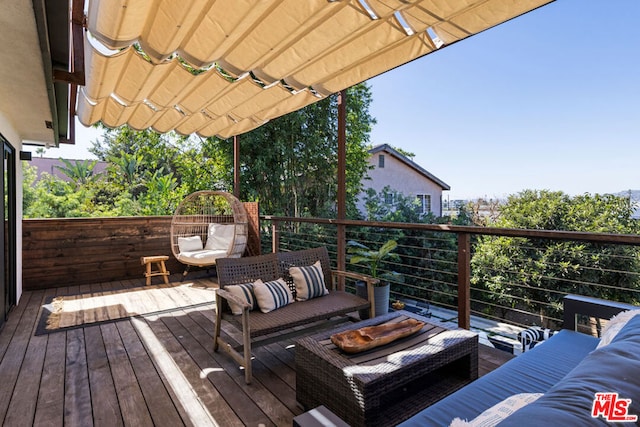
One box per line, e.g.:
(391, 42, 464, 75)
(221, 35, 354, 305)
(399, 294, 640, 426)
(213, 246, 378, 384)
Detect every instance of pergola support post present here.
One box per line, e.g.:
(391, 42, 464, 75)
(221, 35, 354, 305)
(233, 135, 240, 198)
(458, 232, 471, 329)
(336, 90, 347, 291)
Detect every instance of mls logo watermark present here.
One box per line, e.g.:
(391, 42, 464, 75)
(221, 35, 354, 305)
(592, 392, 638, 422)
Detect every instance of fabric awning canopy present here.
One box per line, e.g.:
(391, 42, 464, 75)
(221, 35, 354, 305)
(77, 0, 554, 139)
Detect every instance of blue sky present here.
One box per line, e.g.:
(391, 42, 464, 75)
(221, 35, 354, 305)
(368, 0, 640, 200)
(53, 0, 639, 200)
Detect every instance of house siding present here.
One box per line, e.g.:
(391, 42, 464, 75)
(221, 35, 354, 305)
(358, 146, 448, 217)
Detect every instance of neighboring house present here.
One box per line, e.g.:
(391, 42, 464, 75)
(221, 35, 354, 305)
(29, 157, 108, 183)
(358, 144, 450, 217)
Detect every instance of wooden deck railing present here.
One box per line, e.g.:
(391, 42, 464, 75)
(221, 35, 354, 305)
(263, 216, 640, 330)
(22, 211, 640, 333)
(22, 203, 260, 290)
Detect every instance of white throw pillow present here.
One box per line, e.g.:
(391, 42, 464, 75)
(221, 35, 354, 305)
(204, 223, 235, 251)
(224, 283, 257, 315)
(597, 309, 640, 348)
(178, 235, 203, 253)
(449, 393, 543, 427)
(253, 278, 294, 313)
(289, 260, 329, 301)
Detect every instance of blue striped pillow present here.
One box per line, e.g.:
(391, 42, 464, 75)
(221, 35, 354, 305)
(253, 278, 294, 313)
(289, 261, 329, 301)
(225, 283, 257, 315)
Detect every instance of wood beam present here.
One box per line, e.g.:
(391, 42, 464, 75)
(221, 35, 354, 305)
(457, 232, 471, 329)
(53, 0, 85, 86)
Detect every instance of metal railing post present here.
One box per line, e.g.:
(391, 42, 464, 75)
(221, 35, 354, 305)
(272, 220, 280, 253)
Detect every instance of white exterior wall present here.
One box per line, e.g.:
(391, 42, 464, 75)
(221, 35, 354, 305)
(0, 113, 23, 303)
(358, 151, 444, 216)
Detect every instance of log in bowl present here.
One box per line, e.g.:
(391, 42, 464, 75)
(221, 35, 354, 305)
(330, 318, 425, 354)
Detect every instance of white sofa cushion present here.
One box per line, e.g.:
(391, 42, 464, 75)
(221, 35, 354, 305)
(204, 223, 235, 251)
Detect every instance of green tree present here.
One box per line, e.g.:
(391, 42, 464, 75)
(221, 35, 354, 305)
(139, 171, 181, 215)
(55, 158, 100, 188)
(22, 162, 38, 214)
(90, 127, 227, 215)
(24, 174, 92, 218)
(471, 190, 640, 326)
(236, 83, 375, 217)
(108, 151, 142, 186)
(31, 82, 374, 218)
(353, 186, 472, 306)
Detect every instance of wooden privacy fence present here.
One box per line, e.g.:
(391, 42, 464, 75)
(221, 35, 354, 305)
(22, 202, 260, 290)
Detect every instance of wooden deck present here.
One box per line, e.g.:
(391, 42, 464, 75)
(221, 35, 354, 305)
(0, 275, 513, 426)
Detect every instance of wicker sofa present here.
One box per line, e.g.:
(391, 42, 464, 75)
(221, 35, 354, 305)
(399, 294, 640, 426)
(213, 246, 378, 384)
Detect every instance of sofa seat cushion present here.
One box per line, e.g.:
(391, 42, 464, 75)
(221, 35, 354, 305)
(177, 249, 228, 265)
(245, 291, 370, 337)
(398, 330, 599, 427)
(496, 315, 640, 426)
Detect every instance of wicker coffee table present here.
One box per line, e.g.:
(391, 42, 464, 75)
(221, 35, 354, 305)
(295, 311, 478, 427)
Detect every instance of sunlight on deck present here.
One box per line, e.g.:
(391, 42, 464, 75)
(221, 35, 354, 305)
(131, 317, 220, 427)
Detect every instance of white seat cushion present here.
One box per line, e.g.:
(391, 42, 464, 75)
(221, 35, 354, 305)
(177, 249, 227, 265)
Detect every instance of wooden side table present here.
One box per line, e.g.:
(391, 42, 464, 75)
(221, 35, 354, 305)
(140, 255, 170, 285)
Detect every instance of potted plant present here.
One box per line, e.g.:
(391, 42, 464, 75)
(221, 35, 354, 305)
(348, 239, 400, 318)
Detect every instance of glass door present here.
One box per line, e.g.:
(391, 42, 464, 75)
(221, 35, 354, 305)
(1, 135, 16, 327)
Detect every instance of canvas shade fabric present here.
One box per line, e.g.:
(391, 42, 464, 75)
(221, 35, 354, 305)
(78, 0, 554, 139)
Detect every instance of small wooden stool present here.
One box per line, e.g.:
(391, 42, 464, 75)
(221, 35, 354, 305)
(140, 255, 170, 285)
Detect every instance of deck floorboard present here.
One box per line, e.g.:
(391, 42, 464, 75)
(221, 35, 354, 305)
(0, 274, 514, 426)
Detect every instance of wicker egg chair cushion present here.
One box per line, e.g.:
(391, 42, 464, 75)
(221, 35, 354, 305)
(171, 191, 248, 267)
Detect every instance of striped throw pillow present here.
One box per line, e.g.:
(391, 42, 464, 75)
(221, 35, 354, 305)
(289, 260, 329, 301)
(253, 278, 294, 313)
(225, 283, 257, 315)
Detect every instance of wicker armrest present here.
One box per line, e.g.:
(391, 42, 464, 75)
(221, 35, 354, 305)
(332, 270, 380, 287)
(562, 294, 638, 331)
(216, 288, 252, 311)
(331, 270, 378, 317)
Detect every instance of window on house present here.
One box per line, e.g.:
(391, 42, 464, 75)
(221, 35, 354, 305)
(378, 154, 385, 168)
(416, 194, 431, 214)
(384, 193, 395, 205)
